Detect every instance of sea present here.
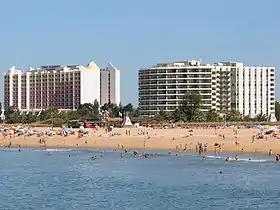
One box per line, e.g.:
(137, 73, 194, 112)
(0, 148, 279, 210)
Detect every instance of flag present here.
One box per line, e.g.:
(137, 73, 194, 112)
(103, 110, 109, 120)
(37, 110, 42, 117)
(0, 110, 5, 121)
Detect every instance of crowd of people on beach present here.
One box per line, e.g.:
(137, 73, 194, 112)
(1, 123, 280, 162)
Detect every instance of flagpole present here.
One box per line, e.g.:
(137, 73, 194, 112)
(98, 106, 101, 127)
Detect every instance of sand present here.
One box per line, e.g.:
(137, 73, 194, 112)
(1, 126, 280, 155)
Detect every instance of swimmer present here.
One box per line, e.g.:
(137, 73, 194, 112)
(275, 154, 279, 162)
(90, 155, 97, 160)
(133, 151, 138, 157)
(225, 157, 230, 162)
(235, 155, 238, 161)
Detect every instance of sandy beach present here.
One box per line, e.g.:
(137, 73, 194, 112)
(1, 126, 280, 155)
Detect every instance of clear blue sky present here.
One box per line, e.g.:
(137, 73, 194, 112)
(0, 0, 279, 105)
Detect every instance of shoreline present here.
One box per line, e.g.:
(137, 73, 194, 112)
(3, 144, 273, 158)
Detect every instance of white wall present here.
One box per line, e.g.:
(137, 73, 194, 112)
(80, 63, 100, 104)
(236, 66, 274, 118)
(9, 73, 13, 106)
(26, 72, 30, 110)
(109, 68, 120, 105)
(17, 73, 22, 110)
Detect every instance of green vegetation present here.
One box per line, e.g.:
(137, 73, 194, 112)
(1, 100, 139, 126)
(150, 92, 278, 124)
(1, 92, 279, 126)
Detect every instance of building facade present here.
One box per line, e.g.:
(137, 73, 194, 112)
(138, 60, 276, 121)
(100, 62, 120, 106)
(3, 61, 120, 111)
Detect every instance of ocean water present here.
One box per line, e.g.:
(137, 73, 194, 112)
(0, 149, 279, 210)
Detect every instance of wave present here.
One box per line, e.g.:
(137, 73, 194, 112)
(235, 158, 267, 163)
(206, 155, 223, 159)
(206, 155, 269, 163)
(0, 148, 21, 152)
(45, 148, 73, 152)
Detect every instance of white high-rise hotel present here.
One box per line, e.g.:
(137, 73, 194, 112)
(138, 60, 276, 121)
(3, 61, 120, 111)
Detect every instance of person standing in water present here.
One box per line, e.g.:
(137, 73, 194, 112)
(269, 149, 272, 156)
(198, 143, 203, 156)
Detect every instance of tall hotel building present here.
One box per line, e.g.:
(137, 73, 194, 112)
(138, 60, 276, 121)
(4, 61, 120, 111)
(100, 62, 120, 105)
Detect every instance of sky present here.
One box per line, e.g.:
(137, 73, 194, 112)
(0, 0, 279, 105)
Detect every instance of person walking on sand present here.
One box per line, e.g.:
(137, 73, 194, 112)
(269, 149, 272, 156)
(183, 144, 187, 152)
(203, 144, 207, 153)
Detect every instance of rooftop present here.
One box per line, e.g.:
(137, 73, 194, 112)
(140, 60, 275, 70)
(5, 61, 102, 74)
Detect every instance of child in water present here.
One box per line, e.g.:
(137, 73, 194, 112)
(275, 154, 280, 161)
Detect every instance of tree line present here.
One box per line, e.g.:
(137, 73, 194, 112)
(0, 91, 279, 125)
(153, 92, 274, 123)
(0, 100, 139, 125)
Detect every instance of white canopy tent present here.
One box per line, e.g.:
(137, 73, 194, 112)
(122, 116, 133, 127)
